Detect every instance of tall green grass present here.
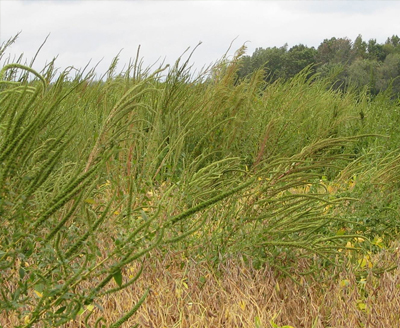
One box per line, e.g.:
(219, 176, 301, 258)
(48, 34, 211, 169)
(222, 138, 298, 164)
(1, 37, 399, 326)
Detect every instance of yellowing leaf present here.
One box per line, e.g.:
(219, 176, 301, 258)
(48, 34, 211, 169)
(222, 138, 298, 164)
(327, 185, 336, 194)
(359, 278, 367, 286)
(269, 320, 279, 328)
(348, 178, 356, 190)
(323, 205, 332, 214)
(24, 315, 31, 324)
(254, 316, 262, 328)
(345, 241, 353, 248)
(356, 301, 366, 311)
(78, 304, 95, 316)
(340, 279, 350, 288)
(34, 290, 43, 298)
(358, 255, 373, 269)
(239, 300, 246, 311)
(99, 180, 111, 188)
(336, 228, 346, 235)
(373, 236, 384, 248)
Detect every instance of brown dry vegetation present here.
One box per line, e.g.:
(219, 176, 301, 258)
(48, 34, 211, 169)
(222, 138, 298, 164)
(2, 244, 400, 328)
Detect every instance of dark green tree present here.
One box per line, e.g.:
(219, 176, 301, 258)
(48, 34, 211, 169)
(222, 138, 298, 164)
(317, 37, 354, 65)
(386, 35, 400, 48)
(366, 39, 386, 61)
(377, 53, 400, 95)
(352, 34, 367, 60)
(282, 44, 317, 78)
(250, 45, 287, 82)
(383, 35, 400, 56)
(347, 59, 380, 94)
(235, 35, 400, 97)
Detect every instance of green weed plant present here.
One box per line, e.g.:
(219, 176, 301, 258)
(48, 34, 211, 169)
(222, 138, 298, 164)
(1, 36, 399, 326)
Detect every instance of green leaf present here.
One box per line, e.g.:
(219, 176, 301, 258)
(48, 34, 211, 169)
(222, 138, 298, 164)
(113, 269, 123, 287)
(270, 320, 279, 328)
(55, 306, 66, 314)
(34, 284, 44, 293)
(19, 267, 25, 279)
(199, 276, 206, 285)
(254, 316, 262, 328)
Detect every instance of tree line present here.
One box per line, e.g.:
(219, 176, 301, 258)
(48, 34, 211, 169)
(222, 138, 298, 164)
(237, 35, 400, 97)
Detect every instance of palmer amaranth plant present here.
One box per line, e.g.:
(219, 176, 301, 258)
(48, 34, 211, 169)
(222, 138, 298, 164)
(1, 37, 400, 327)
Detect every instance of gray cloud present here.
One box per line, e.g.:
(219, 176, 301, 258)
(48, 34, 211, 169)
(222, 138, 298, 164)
(1, 1, 400, 78)
(282, 1, 394, 14)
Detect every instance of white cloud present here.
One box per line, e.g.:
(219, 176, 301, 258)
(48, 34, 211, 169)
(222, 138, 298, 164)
(1, 1, 400, 78)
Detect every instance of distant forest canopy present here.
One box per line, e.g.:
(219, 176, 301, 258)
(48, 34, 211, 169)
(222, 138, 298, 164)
(237, 34, 400, 97)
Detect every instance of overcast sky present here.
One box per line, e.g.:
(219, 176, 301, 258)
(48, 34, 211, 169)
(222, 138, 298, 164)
(1, 1, 400, 78)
